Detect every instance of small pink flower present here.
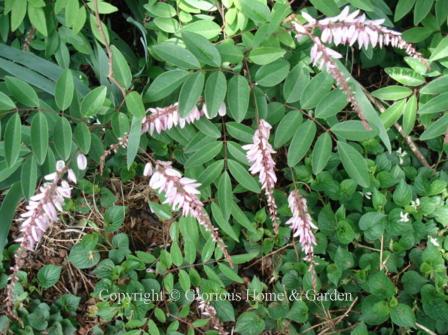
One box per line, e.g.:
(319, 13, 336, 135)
(143, 162, 153, 177)
(77, 154, 87, 170)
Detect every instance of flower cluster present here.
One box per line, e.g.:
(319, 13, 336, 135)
(7, 158, 85, 316)
(286, 190, 317, 262)
(243, 120, 279, 234)
(196, 289, 228, 335)
(144, 160, 233, 266)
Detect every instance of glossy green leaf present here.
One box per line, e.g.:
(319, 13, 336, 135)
(153, 43, 200, 69)
(144, 69, 188, 102)
(5, 113, 22, 166)
(218, 171, 233, 220)
(301, 72, 334, 109)
(55, 69, 74, 111)
(283, 64, 309, 103)
(182, 31, 221, 67)
(420, 114, 448, 140)
(0, 183, 22, 253)
(414, 0, 433, 24)
(28, 5, 47, 36)
(21, 156, 38, 199)
(178, 71, 205, 117)
(228, 159, 260, 193)
(311, 132, 332, 175)
(53, 116, 72, 160)
(81, 86, 107, 117)
(227, 75, 250, 122)
(127, 116, 142, 169)
(255, 59, 290, 87)
(371, 86, 412, 101)
(402, 95, 417, 135)
(211, 202, 238, 242)
(419, 92, 448, 114)
(0, 91, 16, 111)
(395, 0, 416, 21)
(185, 141, 222, 167)
(380, 99, 406, 129)
(315, 89, 348, 119)
(274, 110, 303, 148)
(421, 75, 448, 95)
(125, 91, 145, 119)
(5, 76, 39, 107)
(112, 46, 132, 89)
(385, 67, 425, 86)
(204, 71, 227, 118)
(249, 47, 286, 65)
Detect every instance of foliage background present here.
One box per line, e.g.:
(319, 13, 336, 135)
(0, 0, 448, 334)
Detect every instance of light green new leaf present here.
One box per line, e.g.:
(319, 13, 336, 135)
(228, 159, 260, 193)
(144, 69, 188, 102)
(249, 47, 285, 65)
(240, 0, 270, 24)
(227, 75, 250, 122)
(287, 120, 316, 167)
(311, 133, 332, 175)
(28, 5, 47, 36)
(429, 36, 448, 62)
(421, 75, 448, 95)
(380, 99, 406, 129)
(419, 92, 448, 115)
(11, 0, 27, 31)
(402, 95, 417, 135)
(6, 76, 39, 107)
(420, 114, 448, 141)
(55, 69, 74, 111)
(337, 141, 370, 188)
(414, 0, 433, 24)
(394, 0, 416, 21)
(54, 116, 72, 160)
(182, 31, 222, 67)
(371, 85, 412, 101)
(218, 171, 233, 220)
(5, 113, 22, 167)
(21, 156, 38, 199)
(181, 20, 221, 39)
(31, 112, 49, 164)
(205, 71, 227, 118)
(178, 71, 204, 117)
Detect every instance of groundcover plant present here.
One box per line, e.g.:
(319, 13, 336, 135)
(0, 0, 448, 334)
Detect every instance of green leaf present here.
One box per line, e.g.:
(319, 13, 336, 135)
(226, 122, 254, 143)
(414, 0, 434, 25)
(402, 95, 417, 135)
(283, 64, 308, 103)
(371, 85, 412, 101)
(391, 304, 416, 328)
(249, 47, 286, 65)
(395, 0, 416, 21)
(311, 133, 332, 175)
(287, 120, 316, 167)
(69, 234, 100, 269)
(274, 110, 302, 148)
(204, 71, 227, 118)
(0, 91, 16, 111)
(420, 114, 448, 140)
(127, 116, 142, 169)
(367, 271, 395, 298)
(255, 59, 290, 87)
(81, 86, 107, 117)
(144, 69, 188, 102)
(104, 206, 127, 232)
(218, 263, 244, 283)
(87, 1, 118, 14)
(419, 92, 448, 114)
(185, 141, 222, 167)
(5, 76, 39, 107)
(11, 0, 27, 31)
(20, 156, 38, 199)
(73, 123, 91, 154)
(89, 14, 109, 45)
(227, 75, 250, 122)
(178, 72, 204, 117)
(37, 265, 62, 289)
(55, 69, 74, 111)
(240, 0, 270, 24)
(0, 183, 22, 253)
(228, 159, 260, 193)
(421, 75, 448, 95)
(301, 72, 334, 109)
(211, 202, 238, 242)
(181, 20, 221, 39)
(380, 99, 406, 129)
(337, 141, 370, 187)
(235, 312, 265, 335)
(5, 113, 22, 167)
(315, 89, 348, 119)
(31, 112, 48, 164)
(28, 5, 47, 36)
(182, 31, 221, 67)
(53, 116, 72, 160)
(287, 301, 309, 323)
(153, 43, 200, 69)
(125, 91, 145, 119)
(309, 0, 339, 15)
(218, 171, 233, 220)
(385, 67, 425, 86)
(111, 46, 132, 89)
(332, 120, 379, 140)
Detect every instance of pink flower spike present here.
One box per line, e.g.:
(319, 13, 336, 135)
(286, 190, 317, 263)
(242, 119, 279, 234)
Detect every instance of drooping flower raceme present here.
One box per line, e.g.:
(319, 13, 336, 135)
(286, 190, 317, 262)
(301, 7, 428, 65)
(7, 161, 76, 315)
(243, 120, 279, 233)
(144, 160, 233, 266)
(196, 289, 228, 335)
